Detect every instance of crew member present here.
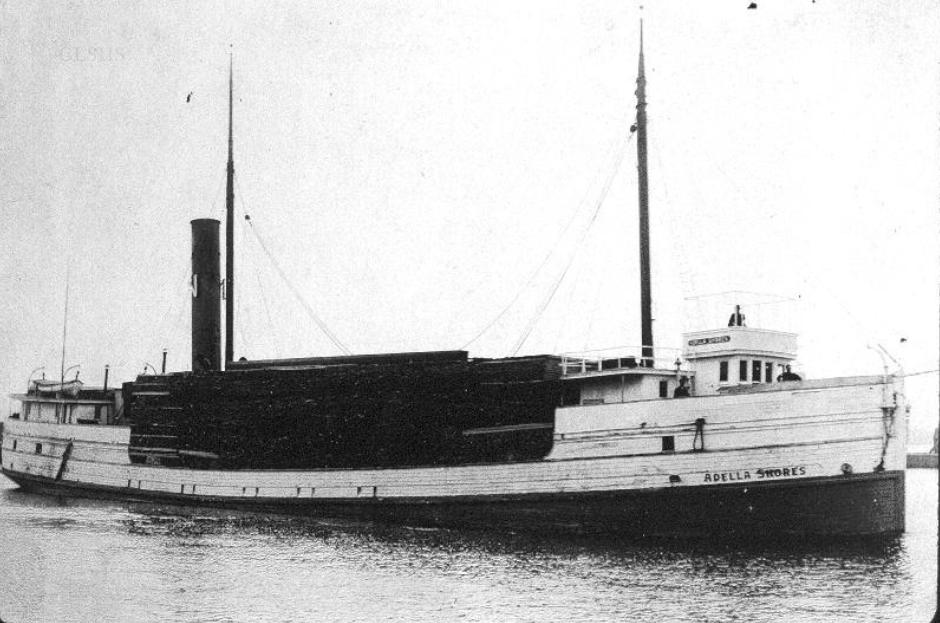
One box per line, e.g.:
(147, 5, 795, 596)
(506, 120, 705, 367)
(778, 365, 801, 382)
(727, 304, 746, 327)
(674, 377, 691, 397)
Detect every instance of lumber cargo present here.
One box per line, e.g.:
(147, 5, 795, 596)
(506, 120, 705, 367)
(126, 355, 566, 469)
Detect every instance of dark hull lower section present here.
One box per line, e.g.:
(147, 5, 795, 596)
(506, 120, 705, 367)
(2, 469, 904, 538)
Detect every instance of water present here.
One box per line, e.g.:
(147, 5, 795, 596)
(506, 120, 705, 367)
(0, 471, 935, 623)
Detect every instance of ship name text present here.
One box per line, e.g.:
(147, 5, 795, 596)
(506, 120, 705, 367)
(704, 466, 807, 483)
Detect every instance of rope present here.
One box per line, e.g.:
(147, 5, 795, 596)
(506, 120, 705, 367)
(692, 418, 706, 452)
(234, 173, 350, 355)
(209, 170, 226, 219)
(238, 215, 282, 357)
(251, 237, 282, 358)
(903, 369, 940, 378)
(509, 132, 631, 356)
(245, 216, 351, 356)
(235, 221, 253, 354)
(876, 399, 898, 472)
(460, 130, 633, 351)
(142, 264, 191, 371)
(551, 240, 589, 353)
(581, 261, 606, 351)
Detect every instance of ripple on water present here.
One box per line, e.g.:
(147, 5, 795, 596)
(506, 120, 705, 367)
(0, 472, 935, 622)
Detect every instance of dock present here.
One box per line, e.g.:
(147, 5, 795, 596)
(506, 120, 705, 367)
(907, 453, 938, 469)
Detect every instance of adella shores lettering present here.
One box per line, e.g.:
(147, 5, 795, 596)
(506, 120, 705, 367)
(688, 335, 731, 347)
(703, 466, 808, 483)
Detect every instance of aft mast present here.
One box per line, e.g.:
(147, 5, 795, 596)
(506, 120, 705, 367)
(225, 53, 235, 366)
(636, 21, 654, 363)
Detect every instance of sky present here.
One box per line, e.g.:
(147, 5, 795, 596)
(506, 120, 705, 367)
(0, 1, 938, 438)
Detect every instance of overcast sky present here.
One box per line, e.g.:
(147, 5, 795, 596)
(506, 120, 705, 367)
(1, 1, 937, 435)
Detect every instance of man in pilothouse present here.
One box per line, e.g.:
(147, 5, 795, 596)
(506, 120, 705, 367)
(727, 305, 745, 327)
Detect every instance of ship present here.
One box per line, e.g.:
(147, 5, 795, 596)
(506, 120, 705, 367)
(0, 28, 907, 538)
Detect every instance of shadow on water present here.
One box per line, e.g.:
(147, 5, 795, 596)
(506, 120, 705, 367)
(111, 499, 910, 587)
(105, 503, 914, 619)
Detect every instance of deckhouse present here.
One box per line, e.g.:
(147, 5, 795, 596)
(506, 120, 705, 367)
(11, 380, 120, 426)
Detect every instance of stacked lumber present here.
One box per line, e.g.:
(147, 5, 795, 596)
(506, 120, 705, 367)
(128, 355, 563, 469)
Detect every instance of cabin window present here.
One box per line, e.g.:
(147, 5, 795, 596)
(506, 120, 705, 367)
(12, 440, 17, 451)
(719, 361, 729, 382)
(35, 443, 42, 454)
(752, 360, 762, 383)
(739, 360, 748, 382)
(24, 403, 31, 419)
(659, 380, 668, 398)
(765, 362, 773, 383)
(662, 436, 675, 452)
(72, 405, 95, 422)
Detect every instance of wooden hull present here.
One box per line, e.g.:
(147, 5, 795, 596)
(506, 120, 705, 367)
(1, 467, 904, 538)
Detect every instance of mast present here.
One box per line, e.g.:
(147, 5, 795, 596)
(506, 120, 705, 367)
(636, 21, 654, 363)
(60, 266, 70, 391)
(225, 53, 235, 365)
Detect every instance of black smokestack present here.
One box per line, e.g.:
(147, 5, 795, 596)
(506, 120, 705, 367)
(191, 218, 221, 371)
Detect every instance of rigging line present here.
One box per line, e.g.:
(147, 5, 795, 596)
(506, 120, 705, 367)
(460, 129, 635, 351)
(903, 369, 940, 378)
(233, 172, 350, 355)
(454, 115, 637, 314)
(255, 263, 281, 358)
(789, 261, 882, 353)
(236, 312, 252, 356)
(143, 265, 192, 367)
(581, 251, 608, 351)
(241, 216, 282, 358)
(245, 219, 351, 355)
(168, 271, 192, 332)
(510, 139, 629, 357)
(235, 219, 253, 354)
(209, 169, 227, 219)
(552, 238, 589, 353)
(651, 136, 695, 304)
(509, 250, 575, 357)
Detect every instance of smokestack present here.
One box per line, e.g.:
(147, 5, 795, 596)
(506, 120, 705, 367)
(191, 219, 221, 371)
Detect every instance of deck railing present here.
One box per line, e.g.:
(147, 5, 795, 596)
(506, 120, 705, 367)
(560, 346, 685, 377)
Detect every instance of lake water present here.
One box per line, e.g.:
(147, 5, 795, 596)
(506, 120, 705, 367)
(0, 470, 935, 622)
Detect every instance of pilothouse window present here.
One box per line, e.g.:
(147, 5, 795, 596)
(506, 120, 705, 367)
(765, 362, 773, 383)
(719, 361, 728, 382)
(752, 360, 762, 383)
(739, 361, 748, 382)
